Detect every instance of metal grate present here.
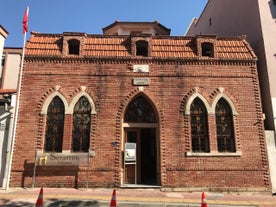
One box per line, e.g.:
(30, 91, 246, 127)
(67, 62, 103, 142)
(190, 98, 210, 152)
(216, 98, 236, 152)
(45, 96, 64, 152)
(72, 96, 91, 152)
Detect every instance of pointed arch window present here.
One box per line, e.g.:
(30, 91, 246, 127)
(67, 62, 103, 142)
(45, 96, 64, 152)
(124, 96, 156, 123)
(72, 96, 91, 152)
(215, 98, 236, 152)
(190, 98, 210, 152)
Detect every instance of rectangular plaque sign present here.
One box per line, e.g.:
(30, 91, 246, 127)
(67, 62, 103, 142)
(133, 65, 149, 73)
(35, 152, 89, 166)
(133, 78, 150, 86)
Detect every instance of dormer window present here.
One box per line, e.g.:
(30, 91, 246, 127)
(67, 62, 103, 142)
(201, 42, 214, 57)
(68, 39, 80, 55)
(136, 40, 148, 57)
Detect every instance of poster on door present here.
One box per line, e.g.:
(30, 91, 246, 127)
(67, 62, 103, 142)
(125, 143, 136, 162)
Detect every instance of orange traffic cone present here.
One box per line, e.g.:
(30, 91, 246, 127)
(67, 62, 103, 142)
(110, 189, 117, 207)
(201, 192, 208, 207)
(35, 187, 43, 207)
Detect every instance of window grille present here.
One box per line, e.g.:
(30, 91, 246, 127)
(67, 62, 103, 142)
(190, 98, 210, 152)
(45, 96, 64, 152)
(215, 98, 236, 152)
(124, 96, 156, 123)
(72, 96, 91, 152)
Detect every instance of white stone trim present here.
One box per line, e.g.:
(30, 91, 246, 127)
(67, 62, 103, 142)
(41, 91, 69, 114)
(68, 92, 97, 114)
(185, 93, 211, 115)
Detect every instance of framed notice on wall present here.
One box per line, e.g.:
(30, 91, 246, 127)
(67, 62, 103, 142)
(125, 143, 136, 162)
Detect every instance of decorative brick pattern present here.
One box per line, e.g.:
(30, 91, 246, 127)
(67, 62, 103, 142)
(9, 32, 271, 191)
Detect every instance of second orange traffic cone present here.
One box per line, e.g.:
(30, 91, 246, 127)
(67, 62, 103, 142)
(201, 191, 208, 207)
(35, 187, 43, 207)
(110, 189, 117, 207)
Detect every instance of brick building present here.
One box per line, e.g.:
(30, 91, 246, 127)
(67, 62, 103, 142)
(10, 21, 270, 191)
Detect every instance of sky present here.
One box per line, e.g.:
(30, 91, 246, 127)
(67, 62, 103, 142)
(0, 0, 208, 47)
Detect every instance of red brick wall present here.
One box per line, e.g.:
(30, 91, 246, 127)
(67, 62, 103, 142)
(10, 58, 270, 191)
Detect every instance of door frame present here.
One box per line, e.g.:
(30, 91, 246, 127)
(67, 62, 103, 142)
(122, 123, 160, 186)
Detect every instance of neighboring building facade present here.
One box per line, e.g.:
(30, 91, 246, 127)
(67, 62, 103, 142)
(186, 0, 276, 193)
(0, 25, 21, 189)
(9, 21, 270, 191)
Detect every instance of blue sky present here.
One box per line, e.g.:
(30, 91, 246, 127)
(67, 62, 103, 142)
(0, 0, 207, 47)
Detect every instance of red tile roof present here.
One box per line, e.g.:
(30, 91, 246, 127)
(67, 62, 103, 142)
(0, 89, 17, 94)
(25, 32, 256, 60)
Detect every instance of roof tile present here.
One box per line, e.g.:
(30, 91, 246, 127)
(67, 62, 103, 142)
(25, 33, 256, 60)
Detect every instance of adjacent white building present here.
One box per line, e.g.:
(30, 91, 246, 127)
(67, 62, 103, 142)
(186, 0, 276, 193)
(0, 25, 21, 189)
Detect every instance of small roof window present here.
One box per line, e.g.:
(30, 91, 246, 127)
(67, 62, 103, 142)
(201, 42, 214, 57)
(68, 39, 80, 55)
(136, 40, 148, 57)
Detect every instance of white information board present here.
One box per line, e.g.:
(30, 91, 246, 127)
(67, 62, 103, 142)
(125, 143, 136, 162)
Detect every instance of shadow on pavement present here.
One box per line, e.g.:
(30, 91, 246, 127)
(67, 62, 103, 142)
(0, 199, 34, 207)
(46, 199, 99, 207)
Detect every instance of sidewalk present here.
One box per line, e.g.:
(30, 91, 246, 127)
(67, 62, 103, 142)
(0, 187, 276, 207)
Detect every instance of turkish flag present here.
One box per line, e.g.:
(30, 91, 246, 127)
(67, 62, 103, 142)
(22, 7, 29, 34)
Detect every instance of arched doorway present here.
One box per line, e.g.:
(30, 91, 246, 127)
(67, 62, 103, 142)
(122, 95, 159, 186)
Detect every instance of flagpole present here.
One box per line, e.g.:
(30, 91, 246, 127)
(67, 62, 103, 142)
(5, 7, 28, 190)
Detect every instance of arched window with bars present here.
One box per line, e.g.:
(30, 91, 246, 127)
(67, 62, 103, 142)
(72, 96, 91, 152)
(44, 96, 65, 152)
(190, 97, 210, 152)
(215, 98, 236, 152)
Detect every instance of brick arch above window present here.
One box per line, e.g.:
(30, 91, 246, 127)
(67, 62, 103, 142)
(211, 93, 238, 116)
(185, 93, 211, 115)
(41, 91, 69, 115)
(68, 92, 97, 115)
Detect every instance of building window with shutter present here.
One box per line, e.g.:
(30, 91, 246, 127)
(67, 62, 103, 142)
(190, 97, 210, 152)
(72, 96, 91, 152)
(45, 96, 65, 152)
(215, 98, 236, 152)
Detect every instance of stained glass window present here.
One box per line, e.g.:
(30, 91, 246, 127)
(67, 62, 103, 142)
(72, 96, 91, 152)
(45, 96, 64, 152)
(216, 98, 236, 152)
(124, 96, 156, 123)
(190, 98, 210, 152)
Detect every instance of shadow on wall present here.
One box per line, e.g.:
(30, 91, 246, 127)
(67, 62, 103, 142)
(21, 160, 80, 188)
(269, 0, 276, 19)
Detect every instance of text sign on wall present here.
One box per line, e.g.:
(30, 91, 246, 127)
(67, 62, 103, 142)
(125, 143, 136, 162)
(36, 152, 89, 166)
(133, 65, 149, 73)
(133, 78, 150, 86)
